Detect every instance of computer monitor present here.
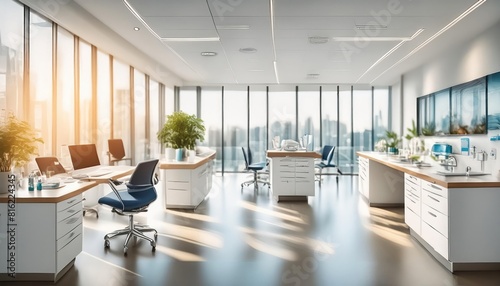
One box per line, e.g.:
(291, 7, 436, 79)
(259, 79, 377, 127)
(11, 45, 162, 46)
(68, 144, 101, 170)
(35, 157, 67, 176)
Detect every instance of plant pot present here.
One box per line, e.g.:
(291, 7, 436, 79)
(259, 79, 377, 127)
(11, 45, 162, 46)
(175, 148, 184, 161)
(387, 147, 398, 155)
(0, 171, 15, 194)
(165, 147, 176, 161)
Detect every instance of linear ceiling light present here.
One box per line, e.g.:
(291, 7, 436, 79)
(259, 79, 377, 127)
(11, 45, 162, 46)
(161, 37, 220, 42)
(270, 0, 279, 84)
(356, 29, 424, 82)
(371, 0, 487, 84)
(332, 36, 412, 42)
(216, 25, 250, 30)
(356, 24, 388, 30)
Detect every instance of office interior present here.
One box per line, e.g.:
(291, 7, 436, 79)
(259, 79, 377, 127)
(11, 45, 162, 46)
(2, 0, 500, 285)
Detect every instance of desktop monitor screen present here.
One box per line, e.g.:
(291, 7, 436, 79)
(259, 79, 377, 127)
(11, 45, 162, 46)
(68, 144, 101, 170)
(35, 157, 67, 176)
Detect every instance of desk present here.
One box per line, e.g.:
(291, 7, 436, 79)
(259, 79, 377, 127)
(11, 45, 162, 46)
(0, 166, 133, 282)
(267, 150, 321, 202)
(160, 150, 215, 209)
(358, 151, 500, 272)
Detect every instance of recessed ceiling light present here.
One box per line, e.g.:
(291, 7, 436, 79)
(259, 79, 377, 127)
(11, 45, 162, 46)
(239, 48, 257, 53)
(133, 27, 140, 31)
(308, 36, 329, 44)
(201, 52, 217, 56)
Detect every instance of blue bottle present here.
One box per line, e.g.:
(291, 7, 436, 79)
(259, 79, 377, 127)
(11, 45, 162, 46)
(28, 172, 35, 191)
(37, 179, 43, 191)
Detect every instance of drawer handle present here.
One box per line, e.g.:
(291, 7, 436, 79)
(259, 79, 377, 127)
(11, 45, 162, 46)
(67, 209, 77, 214)
(66, 199, 76, 204)
(409, 198, 416, 204)
(430, 184, 442, 191)
(428, 195, 440, 203)
(67, 231, 75, 239)
(66, 217, 79, 225)
(428, 211, 437, 218)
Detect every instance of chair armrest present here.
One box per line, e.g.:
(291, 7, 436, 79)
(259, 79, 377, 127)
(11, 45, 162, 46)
(107, 179, 125, 211)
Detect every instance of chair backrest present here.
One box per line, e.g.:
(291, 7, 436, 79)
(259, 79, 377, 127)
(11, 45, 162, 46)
(108, 139, 126, 160)
(321, 145, 334, 161)
(241, 147, 249, 169)
(68, 144, 101, 170)
(326, 146, 336, 165)
(128, 159, 159, 187)
(35, 157, 67, 176)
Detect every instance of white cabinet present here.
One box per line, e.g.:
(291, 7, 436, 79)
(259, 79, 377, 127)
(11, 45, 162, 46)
(269, 157, 315, 201)
(0, 194, 83, 281)
(420, 181, 449, 259)
(164, 161, 213, 209)
(358, 156, 369, 199)
(404, 174, 421, 235)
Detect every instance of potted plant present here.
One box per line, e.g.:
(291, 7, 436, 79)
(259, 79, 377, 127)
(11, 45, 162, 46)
(385, 130, 401, 155)
(0, 114, 43, 193)
(157, 111, 205, 161)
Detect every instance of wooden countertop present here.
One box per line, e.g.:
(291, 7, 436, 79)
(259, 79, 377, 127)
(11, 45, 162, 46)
(267, 150, 322, 158)
(0, 181, 97, 203)
(160, 150, 216, 170)
(357, 151, 500, 188)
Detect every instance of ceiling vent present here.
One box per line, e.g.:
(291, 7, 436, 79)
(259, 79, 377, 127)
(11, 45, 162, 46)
(239, 48, 258, 53)
(307, 73, 320, 79)
(201, 52, 217, 56)
(308, 36, 329, 44)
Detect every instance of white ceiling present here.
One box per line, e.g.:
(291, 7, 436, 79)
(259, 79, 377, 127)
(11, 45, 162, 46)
(73, 0, 500, 86)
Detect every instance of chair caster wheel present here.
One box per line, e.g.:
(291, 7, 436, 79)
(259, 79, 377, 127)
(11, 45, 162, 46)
(82, 210, 86, 216)
(104, 240, 110, 248)
(123, 247, 128, 255)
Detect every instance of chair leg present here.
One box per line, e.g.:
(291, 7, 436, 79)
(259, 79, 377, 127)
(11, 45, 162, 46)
(104, 214, 157, 255)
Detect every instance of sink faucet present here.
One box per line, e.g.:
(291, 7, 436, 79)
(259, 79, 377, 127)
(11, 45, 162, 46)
(441, 155, 457, 171)
(466, 166, 471, 176)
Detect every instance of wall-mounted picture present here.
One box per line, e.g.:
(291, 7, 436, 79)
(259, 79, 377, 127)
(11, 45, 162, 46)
(488, 71, 500, 130)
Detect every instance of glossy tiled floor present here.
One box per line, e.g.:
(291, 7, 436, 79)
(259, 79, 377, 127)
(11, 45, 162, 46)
(7, 174, 500, 285)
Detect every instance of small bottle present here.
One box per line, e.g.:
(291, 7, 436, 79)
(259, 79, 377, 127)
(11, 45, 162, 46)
(36, 178, 43, 191)
(28, 172, 35, 191)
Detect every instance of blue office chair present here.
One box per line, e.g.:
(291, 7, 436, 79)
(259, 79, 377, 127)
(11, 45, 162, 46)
(98, 159, 159, 255)
(315, 145, 342, 184)
(241, 147, 269, 190)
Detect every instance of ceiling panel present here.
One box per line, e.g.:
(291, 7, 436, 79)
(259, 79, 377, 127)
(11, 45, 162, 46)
(72, 0, 500, 86)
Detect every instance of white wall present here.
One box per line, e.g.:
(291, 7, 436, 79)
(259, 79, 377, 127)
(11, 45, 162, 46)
(396, 19, 500, 176)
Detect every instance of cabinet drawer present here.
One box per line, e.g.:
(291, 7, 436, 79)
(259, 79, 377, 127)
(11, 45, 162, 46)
(57, 233, 82, 273)
(421, 181, 447, 199)
(295, 159, 311, 168)
(57, 224, 82, 251)
(57, 211, 83, 239)
(405, 182, 420, 198)
(422, 189, 448, 215)
(421, 203, 448, 238)
(296, 180, 314, 196)
(165, 169, 191, 182)
(405, 194, 420, 216)
(166, 186, 191, 205)
(57, 198, 82, 223)
(404, 173, 420, 187)
(404, 206, 421, 235)
(422, 221, 448, 259)
(56, 194, 82, 213)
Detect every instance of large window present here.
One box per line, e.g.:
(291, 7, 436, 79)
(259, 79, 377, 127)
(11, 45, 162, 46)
(134, 69, 146, 163)
(298, 86, 320, 152)
(96, 50, 111, 159)
(268, 86, 296, 146)
(200, 87, 222, 171)
(0, 0, 24, 118)
(223, 86, 247, 172)
(321, 86, 338, 147)
(56, 26, 75, 155)
(373, 88, 390, 143)
(353, 89, 372, 173)
(338, 86, 352, 173)
(29, 12, 53, 157)
(79, 40, 92, 143)
(149, 79, 160, 159)
(249, 86, 267, 163)
(179, 86, 197, 116)
(112, 58, 131, 162)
